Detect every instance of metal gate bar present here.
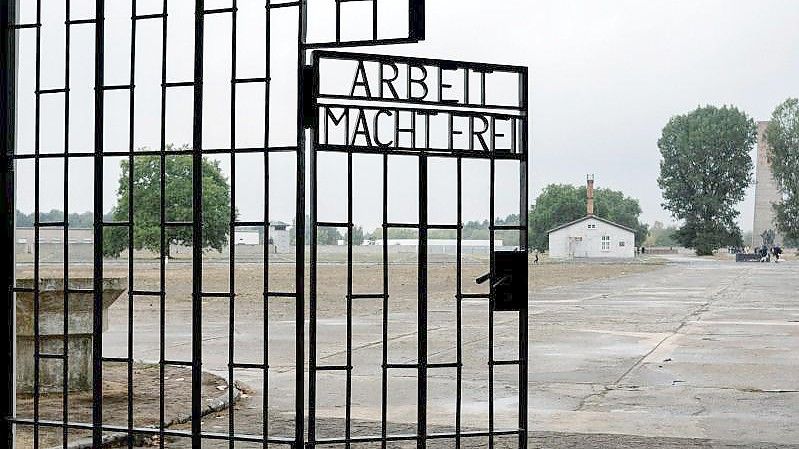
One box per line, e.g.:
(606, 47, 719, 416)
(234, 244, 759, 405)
(296, 2, 307, 449)
(190, 2, 204, 448)
(61, 2, 73, 447)
(93, 2, 104, 448)
(518, 68, 530, 449)
(157, 2, 168, 446)
(0, 1, 14, 447)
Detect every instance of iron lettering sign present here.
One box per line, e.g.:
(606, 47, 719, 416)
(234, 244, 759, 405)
(311, 51, 528, 156)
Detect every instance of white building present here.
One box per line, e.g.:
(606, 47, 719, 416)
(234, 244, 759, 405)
(548, 215, 636, 259)
(268, 221, 291, 253)
(547, 175, 636, 259)
(234, 222, 291, 253)
(234, 230, 260, 246)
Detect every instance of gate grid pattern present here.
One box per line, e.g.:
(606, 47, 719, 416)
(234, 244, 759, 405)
(0, 0, 528, 448)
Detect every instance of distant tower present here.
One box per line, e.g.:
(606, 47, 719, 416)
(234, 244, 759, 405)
(586, 174, 595, 216)
(752, 121, 784, 247)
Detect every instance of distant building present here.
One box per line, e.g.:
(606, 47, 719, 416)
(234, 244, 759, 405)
(16, 223, 293, 253)
(752, 121, 785, 247)
(362, 239, 507, 254)
(369, 239, 503, 247)
(234, 230, 260, 246)
(15, 227, 93, 253)
(547, 175, 636, 259)
(548, 215, 636, 259)
(268, 221, 291, 253)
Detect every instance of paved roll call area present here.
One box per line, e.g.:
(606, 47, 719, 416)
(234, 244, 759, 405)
(527, 258, 799, 446)
(103, 257, 799, 447)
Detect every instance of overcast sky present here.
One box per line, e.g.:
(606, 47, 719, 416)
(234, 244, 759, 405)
(14, 0, 799, 232)
(405, 0, 798, 232)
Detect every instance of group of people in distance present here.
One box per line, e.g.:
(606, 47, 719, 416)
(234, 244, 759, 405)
(757, 244, 783, 263)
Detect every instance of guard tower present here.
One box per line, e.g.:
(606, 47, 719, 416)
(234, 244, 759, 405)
(752, 121, 785, 247)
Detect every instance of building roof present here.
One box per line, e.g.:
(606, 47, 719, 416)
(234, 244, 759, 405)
(547, 214, 637, 235)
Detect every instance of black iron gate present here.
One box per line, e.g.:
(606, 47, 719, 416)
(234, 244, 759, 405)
(308, 51, 529, 448)
(1, 1, 528, 448)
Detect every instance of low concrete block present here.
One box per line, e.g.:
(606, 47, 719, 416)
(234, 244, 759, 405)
(15, 277, 126, 393)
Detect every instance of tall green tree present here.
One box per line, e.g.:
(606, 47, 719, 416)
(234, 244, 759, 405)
(103, 149, 234, 257)
(657, 105, 755, 255)
(528, 184, 648, 251)
(765, 99, 799, 244)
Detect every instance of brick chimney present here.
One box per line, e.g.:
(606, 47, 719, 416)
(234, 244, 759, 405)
(586, 174, 595, 216)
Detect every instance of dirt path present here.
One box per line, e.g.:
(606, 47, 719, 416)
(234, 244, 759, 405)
(15, 364, 231, 449)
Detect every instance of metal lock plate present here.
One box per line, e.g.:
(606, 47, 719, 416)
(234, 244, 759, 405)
(493, 250, 528, 312)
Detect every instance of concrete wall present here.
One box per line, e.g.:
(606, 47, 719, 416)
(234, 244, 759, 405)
(549, 217, 635, 259)
(752, 121, 786, 247)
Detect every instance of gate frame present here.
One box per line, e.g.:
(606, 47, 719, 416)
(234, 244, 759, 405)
(307, 50, 530, 449)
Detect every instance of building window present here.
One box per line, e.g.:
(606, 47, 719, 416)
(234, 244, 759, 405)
(601, 235, 611, 251)
(619, 241, 625, 247)
(588, 224, 596, 229)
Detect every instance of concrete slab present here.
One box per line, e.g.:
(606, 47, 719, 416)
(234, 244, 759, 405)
(527, 259, 799, 445)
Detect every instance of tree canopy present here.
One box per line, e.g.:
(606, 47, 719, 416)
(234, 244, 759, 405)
(765, 98, 799, 244)
(657, 105, 755, 255)
(16, 210, 98, 228)
(528, 183, 648, 251)
(104, 149, 234, 257)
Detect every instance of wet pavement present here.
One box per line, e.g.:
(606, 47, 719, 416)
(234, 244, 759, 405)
(102, 256, 799, 447)
(526, 257, 799, 445)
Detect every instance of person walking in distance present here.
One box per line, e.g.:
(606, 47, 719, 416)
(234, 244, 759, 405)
(773, 244, 783, 263)
(759, 245, 770, 263)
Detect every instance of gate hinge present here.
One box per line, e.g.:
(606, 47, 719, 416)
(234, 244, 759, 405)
(301, 65, 317, 130)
